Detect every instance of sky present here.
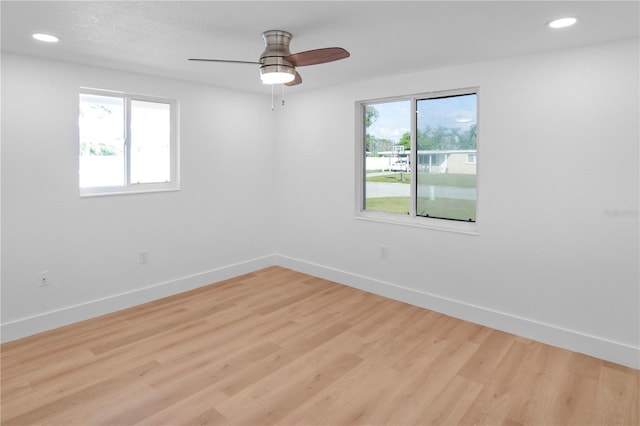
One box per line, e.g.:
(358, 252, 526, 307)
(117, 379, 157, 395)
(367, 94, 477, 143)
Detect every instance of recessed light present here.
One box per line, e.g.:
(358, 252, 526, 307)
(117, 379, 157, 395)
(32, 33, 60, 43)
(546, 17, 577, 29)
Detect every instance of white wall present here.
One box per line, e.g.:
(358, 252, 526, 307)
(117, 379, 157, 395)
(275, 38, 639, 368)
(1, 53, 277, 339)
(2, 39, 638, 369)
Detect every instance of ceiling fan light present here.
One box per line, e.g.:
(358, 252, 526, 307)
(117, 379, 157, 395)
(32, 33, 60, 43)
(546, 17, 577, 29)
(260, 65, 295, 84)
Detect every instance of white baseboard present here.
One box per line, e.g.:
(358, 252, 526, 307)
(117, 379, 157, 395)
(3, 253, 638, 370)
(276, 254, 640, 370)
(1, 255, 277, 344)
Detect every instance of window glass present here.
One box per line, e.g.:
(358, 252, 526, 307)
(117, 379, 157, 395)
(363, 100, 411, 215)
(79, 94, 125, 187)
(131, 100, 171, 184)
(416, 94, 477, 222)
(358, 88, 478, 230)
(79, 89, 178, 196)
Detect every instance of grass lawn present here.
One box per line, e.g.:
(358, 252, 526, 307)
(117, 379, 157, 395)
(366, 197, 411, 214)
(366, 196, 476, 221)
(366, 173, 411, 184)
(418, 173, 476, 188)
(417, 197, 476, 221)
(366, 172, 476, 188)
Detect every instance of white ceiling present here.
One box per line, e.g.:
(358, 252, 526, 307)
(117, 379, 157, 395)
(2, 1, 638, 94)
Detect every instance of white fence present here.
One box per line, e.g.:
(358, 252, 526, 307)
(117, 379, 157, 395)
(366, 156, 398, 171)
(367, 150, 477, 174)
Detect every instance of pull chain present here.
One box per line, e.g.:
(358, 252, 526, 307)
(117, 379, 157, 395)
(281, 84, 285, 107)
(270, 84, 287, 111)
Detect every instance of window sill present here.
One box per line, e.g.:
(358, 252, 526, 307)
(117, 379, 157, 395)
(80, 185, 180, 198)
(355, 211, 479, 235)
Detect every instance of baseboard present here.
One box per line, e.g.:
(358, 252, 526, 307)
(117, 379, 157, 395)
(3, 253, 638, 370)
(1, 255, 277, 343)
(276, 254, 640, 370)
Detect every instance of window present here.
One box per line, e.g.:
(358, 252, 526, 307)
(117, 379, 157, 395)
(358, 88, 478, 232)
(79, 89, 178, 196)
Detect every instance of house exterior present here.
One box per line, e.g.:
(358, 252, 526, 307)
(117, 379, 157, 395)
(417, 150, 477, 175)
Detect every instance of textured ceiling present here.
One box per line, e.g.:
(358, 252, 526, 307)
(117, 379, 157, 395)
(1, 1, 638, 94)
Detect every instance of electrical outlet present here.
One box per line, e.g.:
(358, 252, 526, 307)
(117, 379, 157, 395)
(379, 245, 388, 259)
(139, 250, 149, 265)
(38, 271, 49, 287)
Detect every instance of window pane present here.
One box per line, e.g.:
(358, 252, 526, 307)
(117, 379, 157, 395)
(130, 100, 171, 184)
(416, 94, 477, 222)
(79, 94, 125, 187)
(364, 100, 411, 215)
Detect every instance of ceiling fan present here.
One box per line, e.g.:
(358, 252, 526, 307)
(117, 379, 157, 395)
(189, 30, 350, 86)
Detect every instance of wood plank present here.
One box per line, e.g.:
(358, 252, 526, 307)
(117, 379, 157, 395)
(458, 339, 541, 425)
(219, 351, 362, 425)
(278, 357, 401, 425)
(592, 364, 640, 426)
(502, 343, 573, 425)
(418, 374, 484, 425)
(2, 361, 161, 425)
(546, 370, 599, 425)
(1, 266, 638, 426)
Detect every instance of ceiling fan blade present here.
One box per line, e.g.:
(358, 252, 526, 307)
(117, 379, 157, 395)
(285, 71, 302, 87)
(286, 47, 350, 67)
(188, 58, 260, 65)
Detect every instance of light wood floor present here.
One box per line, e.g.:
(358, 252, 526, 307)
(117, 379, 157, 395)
(1, 266, 638, 426)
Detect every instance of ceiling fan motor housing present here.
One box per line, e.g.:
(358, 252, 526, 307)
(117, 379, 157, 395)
(259, 30, 296, 80)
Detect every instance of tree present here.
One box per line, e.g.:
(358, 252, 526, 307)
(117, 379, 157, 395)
(365, 105, 379, 128)
(398, 131, 411, 150)
(458, 124, 477, 149)
(79, 141, 118, 156)
(365, 134, 376, 153)
(417, 128, 436, 150)
(365, 106, 381, 153)
(417, 125, 476, 150)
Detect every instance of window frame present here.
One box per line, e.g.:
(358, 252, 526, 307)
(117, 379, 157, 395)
(355, 87, 479, 235)
(467, 153, 477, 164)
(79, 88, 180, 197)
